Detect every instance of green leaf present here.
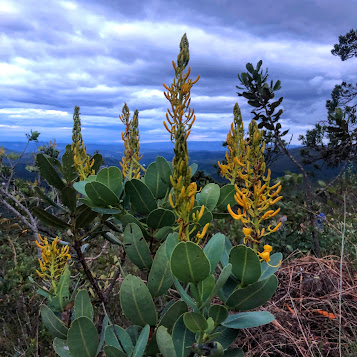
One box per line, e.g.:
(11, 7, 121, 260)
(119, 275, 157, 327)
(148, 242, 173, 298)
(259, 253, 282, 281)
(49, 264, 71, 312)
(115, 214, 146, 234)
(126, 326, 140, 346)
(173, 278, 198, 312)
(216, 184, 236, 211)
(125, 179, 157, 215)
(73, 175, 97, 196)
(165, 232, 179, 259)
(201, 264, 232, 309)
(154, 226, 173, 242)
(156, 156, 172, 185)
(105, 325, 133, 355)
(171, 242, 211, 283)
(103, 346, 127, 357)
(172, 315, 196, 357)
(91, 153, 103, 173)
(53, 338, 72, 357)
(75, 206, 98, 229)
(222, 311, 275, 329)
(97, 315, 108, 356)
(159, 300, 188, 332)
(74, 290, 93, 321)
(34, 186, 67, 212)
(220, 277, 239, 303)
(32, 207, 70, 229)
(229, 245, 261, 286)
(96, 166, 123, 196)
(61, 146, 77, 183)
(37, 153, 65, 190)
(156, 326, 177, 357)
(40, 305, 68, 339)
(208, 305, 228, 326)
(204, 233, 225, 273)
(226, 275, 278, 310)
(61, 186, 77, 213)
(132, 325, 150, 357)
(85, 181, 119, 206)
(67, 317, 98, 357)
(197, 274, 215, 304)
(123, 223, 153, 269)
(196, 183, 220, 211)
(147, 208, 175, 229)
(183, 312, 208, 333)
(214, 326, 239, 350)
(103, 232, 123, 245)
(145, 162, 167, 199)
(221, 236, 233, 267)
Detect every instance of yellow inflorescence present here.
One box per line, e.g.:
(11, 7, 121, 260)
(119, 103, 144, 179)
(163, 34, 207, 243)
(35, 234, 71, 290)
(71, 106, 95, 181)
(218, 103, 245, 184)
(226, 119, 283, 247)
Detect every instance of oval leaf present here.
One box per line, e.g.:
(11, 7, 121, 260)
(40, 305, 68, 339)
(147, 208, 175, 229)
(183, 312, 208, 333)
(123, 223, 153, 269)
(67, 317, 98, 357)
(85, 181, 119, 206)
(125, 179, 157, 214)
(226, 275, 278, 310)
(148, 242, 173, 298)
(74, 290, 93, 321)
(144, 162, 167, 199)
(172, 315, 196, 357)
(119, 275, 157, 327)
(196, 183, 220, 211)
(222, 311, 275, 329)
(156, 326, 177, 357)
(204, 233, 225, 273)
(229, 245, 261, 286)
(171, 242, 210, 284)
(96, 166, 123, 196)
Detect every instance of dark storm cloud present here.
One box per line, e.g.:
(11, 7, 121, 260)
(0, 0, 356, 144)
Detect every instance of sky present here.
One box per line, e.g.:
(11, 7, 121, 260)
(0, 0, 356, 145)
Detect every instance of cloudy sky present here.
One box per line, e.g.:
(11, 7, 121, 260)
(0, 0, 356, 145)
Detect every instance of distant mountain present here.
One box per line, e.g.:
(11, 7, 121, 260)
(1, 141, 302, 156)
(2, 141, 343, 185)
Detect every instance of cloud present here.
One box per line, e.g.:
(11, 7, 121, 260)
(0, 0, 355, 145)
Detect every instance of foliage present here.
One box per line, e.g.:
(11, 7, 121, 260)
(17, 33, 284, 357)
(2, 31, 355, 357)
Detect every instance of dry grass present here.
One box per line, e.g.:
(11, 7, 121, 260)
(237, 253, 357, 356)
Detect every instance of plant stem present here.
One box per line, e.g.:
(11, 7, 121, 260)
(338, 193, 346, 357)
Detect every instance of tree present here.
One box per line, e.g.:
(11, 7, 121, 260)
(236, 60, 322, 256)
(300, 30, 357, 185)
(331, 28, 357, 61)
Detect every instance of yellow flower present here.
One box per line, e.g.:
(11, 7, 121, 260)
(36, 234, 71, 291)
(225, 119, 283, 246)
(218, 103, 246, 184)
(163, 34, 202, 242)
(119, 103, 145, 179)
(258, 245, 281, 267)
(71, 106, 95, 180)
